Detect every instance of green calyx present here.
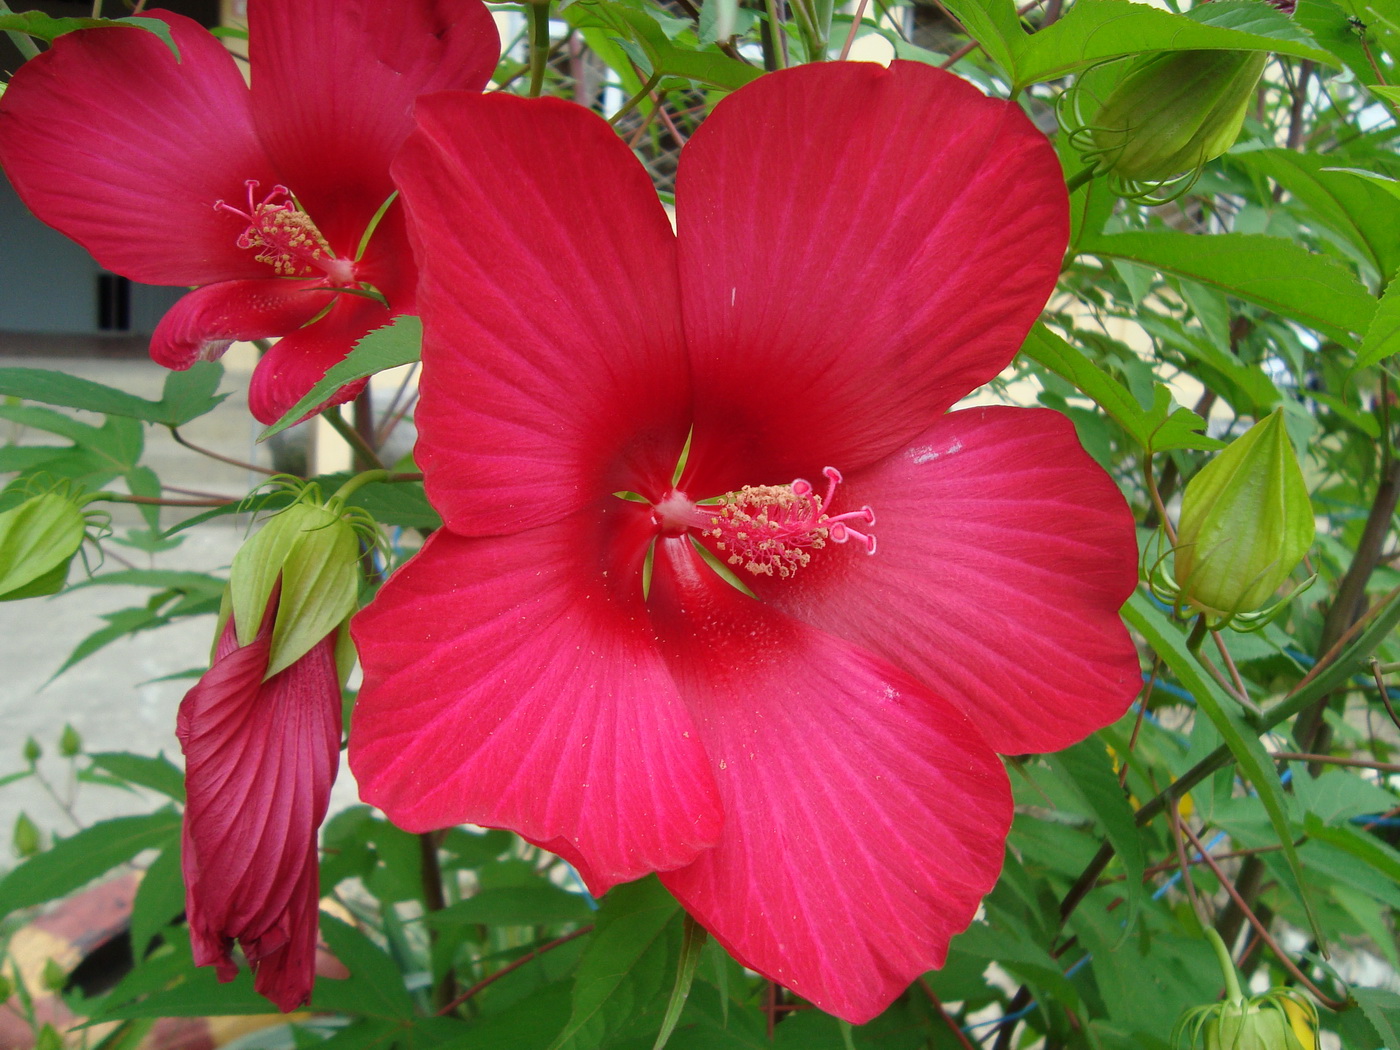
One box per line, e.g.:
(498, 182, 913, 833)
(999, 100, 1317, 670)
(1174, 409, 1313, 625)
(0, 490, 93, 601)
(1078, 49, 1267, 186)
(229, 474, 382, 678)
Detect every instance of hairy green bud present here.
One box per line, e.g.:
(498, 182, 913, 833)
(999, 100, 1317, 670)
(1175, 410, 1313, 622)
(1087, 49, 1267, 184)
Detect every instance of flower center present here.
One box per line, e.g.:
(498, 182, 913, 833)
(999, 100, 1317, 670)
(214, 180, 356, 284)
(653, 466, 876, 579)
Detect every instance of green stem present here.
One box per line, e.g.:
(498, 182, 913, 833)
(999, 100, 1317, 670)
(762, 0, 787, 70)
(1185, 614, 1209, 655)
(608, 70, 663, 127)
(325, 409, 385, 471)
(527, 1, 551, 98)
(1065, 164, 1098, 195)
(1205, 927, 1245, 1004)
(331, 469, 389, 504)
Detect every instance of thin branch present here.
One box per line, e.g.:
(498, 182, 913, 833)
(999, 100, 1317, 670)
(170, 427, 278, 476)
(1168, 799, 1206, 925)
(1180, 823, 1347, 1011)
(437, 925, 593, 1014)
(1269, 752, 1400, 774)
(1370, 659, 1400, 734)
(918, 978, 978, 1050)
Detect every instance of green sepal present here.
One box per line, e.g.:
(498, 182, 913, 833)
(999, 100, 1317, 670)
(228, 502, 361, 677)
(267, 508, 359, 677)
(0, 492, 87, 601)
(1175, 409, 1314, 620)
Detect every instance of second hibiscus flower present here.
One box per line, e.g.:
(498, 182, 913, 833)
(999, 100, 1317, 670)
(351, 61, 1141, 1023)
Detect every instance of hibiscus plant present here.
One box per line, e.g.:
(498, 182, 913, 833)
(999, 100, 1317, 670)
(0, 0, 1397, 1047)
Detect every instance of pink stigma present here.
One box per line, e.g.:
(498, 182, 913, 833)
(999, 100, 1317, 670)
(687, 466, 877, 579)
(214, 180, 356, 284)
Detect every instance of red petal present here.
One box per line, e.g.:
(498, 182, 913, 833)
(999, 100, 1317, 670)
(752, 407, 1140, 755)
(349, 513, 723, 895)
(249, 0, 500, 249)
(0, 13, 277, 286)
(177, 611, 340, 1013)
(649, 539, 1010, 1024)
(151, 280, 335, 371)
(245, 296, 387, 425)
(393, 92, 689, 535)
(676, 62, 1068, 488)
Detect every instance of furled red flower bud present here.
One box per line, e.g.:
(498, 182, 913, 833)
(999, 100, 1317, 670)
(1086, 49, 1267, 184)
(1174, 409, 1312, 622)
(180, 479, 374, 1010)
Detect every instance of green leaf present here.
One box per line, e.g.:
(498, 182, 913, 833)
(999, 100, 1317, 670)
(1353, 988, 1400, 1050)
(428, 886, 595, 927)
(157, 362, 227, 427)
(1236, 150, 1400, 279)
(549, 878, 681, 1050)
(1019, 324, 1218, 452)
(1303, 815, 1400, 883)
(1121, 593, 1321, 944)
(1015, 0, 1334, 89)
(0, 12, 179, 58)
(87, 752, 186, 802)
(0, 811, 181, 918)
(311, 916, 416, 1020)
(260, 318, 422, 440)
(1045, 738, 1145, 934)
(653, 915, 706, 1050)
(569, 1, 761, 90)
(1354, 273, 1400, 372)
(1082, 232, 1376, 345)
(130, 840, 185, 958)
(935, 0, 1025, 78)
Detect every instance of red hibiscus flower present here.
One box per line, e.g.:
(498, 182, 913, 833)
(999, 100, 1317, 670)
(350, 62, 1142, 1022)
(178, 602, 340, 1012)
(0, 0, 499, 424)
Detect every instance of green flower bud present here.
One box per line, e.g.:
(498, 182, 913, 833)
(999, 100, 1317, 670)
(1086, 49, 1267, 184)
(229, 478, 378, 678)
(58, 723, 82, 758)
(1175, 409, 1313, 622)
(22, 736, 41, 764)
(12, 811, 40, 858)
(1206, 1000, 1302, 1050)
(0, 491, 88, 601)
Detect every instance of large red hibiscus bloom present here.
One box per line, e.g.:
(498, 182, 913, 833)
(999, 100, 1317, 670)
(0, 0, 498, 424)
(351, 62, 1141, 1022)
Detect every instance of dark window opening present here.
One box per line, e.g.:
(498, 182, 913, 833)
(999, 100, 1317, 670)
(97, 273, 131, 332)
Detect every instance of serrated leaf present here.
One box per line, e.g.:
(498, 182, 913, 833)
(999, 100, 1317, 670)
(428, 886, 595, 928)
(87, 752, 186, 802)
(0, 811, 180, 918)
(0, 367, 210, 426)
(1019, 324, 1219, 452)
(157, 362, 227, 427)
(130, 840, 185, 958)
(260, 316, 422, 440)
(1015, 0, 1334, 89)
(1353, 988, 1400, 1050)
(310, 916, 416, 1020)
(0, 12, 179, 57)
(1084, 232, 1376, 345)
(1046, 738, 1145, 934)
(1122, 593, 1321, 945)
(1354, 273, 1400, 372)
(549, 878, 681, 1050)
